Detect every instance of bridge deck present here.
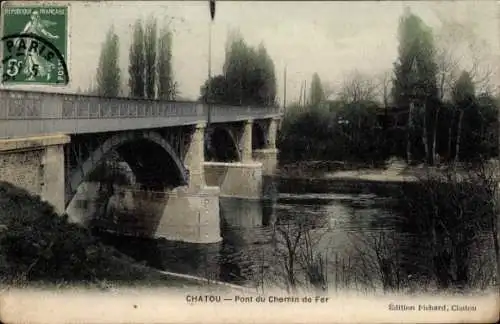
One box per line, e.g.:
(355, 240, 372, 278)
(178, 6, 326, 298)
(0, 90, 281, 138)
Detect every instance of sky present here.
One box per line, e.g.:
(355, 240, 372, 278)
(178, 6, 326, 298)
(1, 0, 499, 104)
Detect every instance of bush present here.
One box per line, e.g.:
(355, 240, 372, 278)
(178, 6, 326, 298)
(393, 165, 498, 291)
(278, 102, 390, 165)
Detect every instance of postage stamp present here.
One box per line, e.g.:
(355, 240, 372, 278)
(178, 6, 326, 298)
(0, 1, 498, 323)
(1, 5, 68, 85)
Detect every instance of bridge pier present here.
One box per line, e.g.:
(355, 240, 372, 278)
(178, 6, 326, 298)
(204, 161, 264, 228)
(157, 123, 222, 244)
(0, 134, 70, 214)
(241, 119, 254, 162)
(204, 161, 263, 200)
(253, 117, 279, 176)
(204, 118, 268, 228)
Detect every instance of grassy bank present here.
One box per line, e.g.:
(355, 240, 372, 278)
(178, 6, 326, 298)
(0, 181, 233, 291)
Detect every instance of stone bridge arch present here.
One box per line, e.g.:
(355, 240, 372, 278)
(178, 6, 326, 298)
(67, 130, 189, 207)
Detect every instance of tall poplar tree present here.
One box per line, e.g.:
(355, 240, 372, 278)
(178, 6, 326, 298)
(144, 16, 158, 99)
(392, 9, 439, 164)
(256, 43, 277, 106)
(309, 73, 325, 107)
(157, 26, 176, 100)
(95, 26, 121, 97)
(128, 19, 146, 98)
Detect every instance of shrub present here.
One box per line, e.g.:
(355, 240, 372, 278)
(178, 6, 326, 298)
(393, 164, 498, 291)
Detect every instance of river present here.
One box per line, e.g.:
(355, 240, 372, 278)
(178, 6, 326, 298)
(93, 176, 496, 293)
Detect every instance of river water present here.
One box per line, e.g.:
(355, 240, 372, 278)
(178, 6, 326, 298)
(94, 176, 496, 293)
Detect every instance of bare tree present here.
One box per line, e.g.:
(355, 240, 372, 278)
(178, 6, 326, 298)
(401, 164, 498, 291)
(432, 12, 495, 163)
(322, 81, 337, 101)
(337, 70, 379, 104)
(270, 212, 330, 294)
(348, 230, 404, 292)
(375, 71, 393, 108)
(434, 11, 495, 99)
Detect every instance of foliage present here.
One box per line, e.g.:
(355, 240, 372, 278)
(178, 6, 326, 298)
(279, 100, 388, 165)
(434, 13, 494, 99)
(309, 73, 325, 107)
(128, 19, 146, 98)
(392, 9, 439, 107)
(157, 26, 177, 100)
(200, 75, 227, 103)
(0, 182, 142, 285)
(394, 165, 498, 290)
(452, 71, 475, 105)
(0, 181, 215, 289)
(200, 30, 277, 107)
(279, 10, 498, 167)
(392, 9, 440, 165)
(144, 16, 158, 99)
(338, 71, 379, 104)
(95, 26, 121, 97)
(128, 18, 177, 100)
(343, 163, 498, 293)
(268, 211, 330, 293)
(278, 108, 337, 163)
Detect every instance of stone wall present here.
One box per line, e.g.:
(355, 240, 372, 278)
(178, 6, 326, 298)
(0, 134, 70, 214)
(0, 149, 44, 195)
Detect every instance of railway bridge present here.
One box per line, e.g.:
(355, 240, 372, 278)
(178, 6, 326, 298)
(0, 90, 281, 243)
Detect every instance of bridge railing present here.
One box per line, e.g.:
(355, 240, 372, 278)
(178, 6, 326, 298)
(0, 89, 281, 121)
(0, 90, 203, 119)
(62, 94, 201, 119)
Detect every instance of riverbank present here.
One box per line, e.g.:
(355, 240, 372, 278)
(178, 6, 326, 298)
(278, 159, 500, 182)
(1, 257, 244, 292)
(0, 181, 249, 292)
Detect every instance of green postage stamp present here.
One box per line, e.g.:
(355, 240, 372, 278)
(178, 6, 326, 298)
(2, 5, 68, 85)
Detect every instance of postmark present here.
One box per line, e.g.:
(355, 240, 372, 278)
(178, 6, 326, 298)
(1, 5, 69, 85)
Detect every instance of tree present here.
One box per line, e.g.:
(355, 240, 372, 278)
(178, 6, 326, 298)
(157, 26, 176, 100)
(128, 19, 146, 98)
(309, 73, 325, 107)
(338, 71, 378, 104)
(336, 100, 386, 163)
(204, 30, 277, 107)
(95, 26, 121, 97)
(376, 71, 393, 108)
(223, 30, 248, 105)
(255, 43, 277, 106)
(200, 75, 227, 103)
(433, 11, 495, 100)
(451, 71, 475, 163)
(144, 16, 157, 99)
(392, 9, 439, 165)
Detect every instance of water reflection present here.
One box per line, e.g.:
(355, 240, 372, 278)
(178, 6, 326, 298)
(88, 178, 396, 289)
(87, 176, 494, 293)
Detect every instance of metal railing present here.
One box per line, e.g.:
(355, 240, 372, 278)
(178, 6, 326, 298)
(0, 89, 281, 121)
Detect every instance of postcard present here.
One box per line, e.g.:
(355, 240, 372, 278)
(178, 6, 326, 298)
(0, 1, 498, 323)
